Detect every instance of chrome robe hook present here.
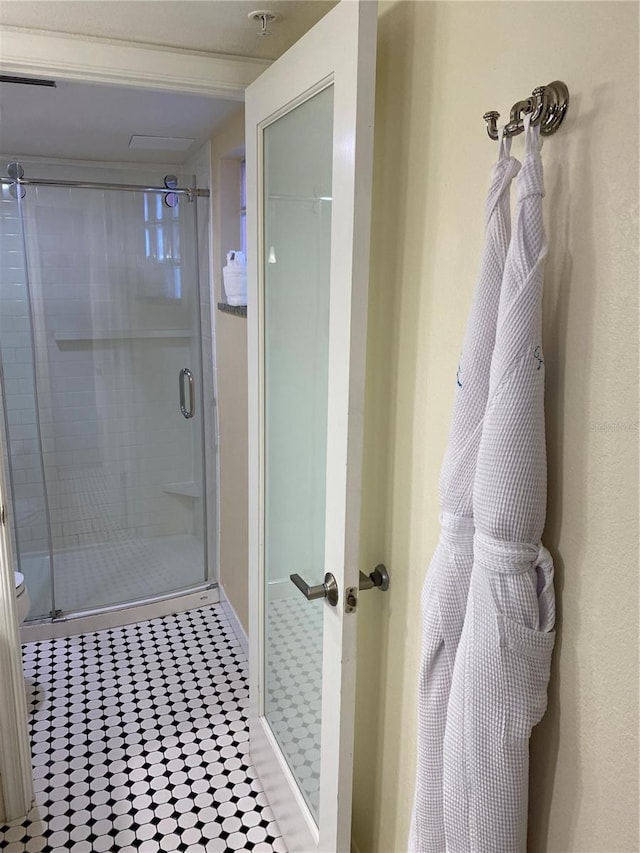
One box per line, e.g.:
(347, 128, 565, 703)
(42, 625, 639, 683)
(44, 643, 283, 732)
(483, 81, 569, 140)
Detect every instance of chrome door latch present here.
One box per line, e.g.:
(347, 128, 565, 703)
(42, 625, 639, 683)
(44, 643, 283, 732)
(346, 564, 390, 613)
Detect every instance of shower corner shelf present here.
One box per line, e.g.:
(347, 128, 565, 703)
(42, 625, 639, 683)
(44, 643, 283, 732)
(217, 302, 247, 318)
(163, 482, 202, 499)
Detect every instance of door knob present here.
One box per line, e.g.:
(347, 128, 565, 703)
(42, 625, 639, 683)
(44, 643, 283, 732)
(289, 572, 339, 607)
(358, 563, 390, 592)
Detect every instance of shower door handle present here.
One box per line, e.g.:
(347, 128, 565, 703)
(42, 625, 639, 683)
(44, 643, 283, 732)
(179, 368, 195, 419)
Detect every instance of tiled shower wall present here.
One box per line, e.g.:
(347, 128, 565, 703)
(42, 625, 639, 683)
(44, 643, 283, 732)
(0, 160, 208, 562)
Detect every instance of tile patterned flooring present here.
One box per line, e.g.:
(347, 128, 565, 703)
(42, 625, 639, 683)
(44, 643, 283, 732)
(265, 597, 322, 820)
(0, 605, 287, 853)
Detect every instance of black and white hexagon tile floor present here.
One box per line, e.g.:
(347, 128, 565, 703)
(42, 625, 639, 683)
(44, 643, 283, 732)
(0, 606, 288, 853)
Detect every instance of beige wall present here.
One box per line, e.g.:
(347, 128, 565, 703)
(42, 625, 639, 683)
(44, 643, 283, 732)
(353, 2, 639, 852)
(210, 108, 250, 632)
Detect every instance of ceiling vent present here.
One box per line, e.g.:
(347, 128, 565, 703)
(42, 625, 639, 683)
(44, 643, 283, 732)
(0, 75, 56, 87)
(129, 135, 195, 152)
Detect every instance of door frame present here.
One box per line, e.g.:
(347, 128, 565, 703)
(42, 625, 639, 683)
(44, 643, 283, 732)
(0, 26, 269, 820)
(0, 445, 33, 823)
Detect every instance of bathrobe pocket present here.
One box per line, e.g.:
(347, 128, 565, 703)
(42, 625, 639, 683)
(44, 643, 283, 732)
(498, 613, 555, 742)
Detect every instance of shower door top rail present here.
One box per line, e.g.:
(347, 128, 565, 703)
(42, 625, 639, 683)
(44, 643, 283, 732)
(0, 175, 210, 198)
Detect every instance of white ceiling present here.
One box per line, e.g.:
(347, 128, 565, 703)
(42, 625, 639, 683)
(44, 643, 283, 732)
(0, 0, 337, 164)
(0, 79, 242, 163)
(0, 0, 337, 61)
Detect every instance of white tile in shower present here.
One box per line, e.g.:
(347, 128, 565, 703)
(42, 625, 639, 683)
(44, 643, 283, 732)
(22, 533, 207, 616)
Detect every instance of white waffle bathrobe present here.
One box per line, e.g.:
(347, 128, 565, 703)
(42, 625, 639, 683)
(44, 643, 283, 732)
(409, 138, 520, 852)
(442, 116, 556, 852)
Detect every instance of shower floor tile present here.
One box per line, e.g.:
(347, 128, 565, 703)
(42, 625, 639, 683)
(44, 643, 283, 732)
(0, 605, 288, 853)
(21, 533, 206, 617)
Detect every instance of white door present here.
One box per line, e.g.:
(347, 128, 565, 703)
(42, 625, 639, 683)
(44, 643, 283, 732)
(246, 2, 378, 851)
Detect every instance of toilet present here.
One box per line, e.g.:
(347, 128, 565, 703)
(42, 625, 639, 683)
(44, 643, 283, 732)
(14, 572, 31, 624)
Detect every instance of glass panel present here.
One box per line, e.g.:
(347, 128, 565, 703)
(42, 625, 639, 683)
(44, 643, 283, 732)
(0, 183, 54, 618)
(8, 175, 207, 614)
(263, 84, 334, 822)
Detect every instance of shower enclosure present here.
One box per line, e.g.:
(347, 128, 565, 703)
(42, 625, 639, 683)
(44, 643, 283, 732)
(0, 160, 216, 623)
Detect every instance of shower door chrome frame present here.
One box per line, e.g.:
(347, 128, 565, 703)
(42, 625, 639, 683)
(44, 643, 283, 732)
(191, 172, 221, 595)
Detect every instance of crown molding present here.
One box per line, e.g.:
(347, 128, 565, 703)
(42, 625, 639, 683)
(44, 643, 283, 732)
(0, 27, 270, 98)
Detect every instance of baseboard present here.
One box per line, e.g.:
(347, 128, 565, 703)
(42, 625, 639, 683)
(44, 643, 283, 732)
(218, 584, 249, 658)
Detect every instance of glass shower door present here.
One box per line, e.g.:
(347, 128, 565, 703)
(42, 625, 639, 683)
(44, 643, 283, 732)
(12, 179, 208, 615)
(0, 183, 54, 619)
